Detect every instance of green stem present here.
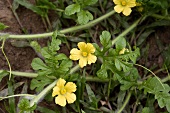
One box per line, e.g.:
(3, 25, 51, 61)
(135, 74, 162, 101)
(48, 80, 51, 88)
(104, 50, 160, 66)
(8, 10, 116, 39)
(0, 94, 35, 100)
(117, 91, 132, 113)
(1, 38, 12, 80)
(29, 64, 80, 106)
(69, 65, 80, 74)
(0, 70, 38, 78)
(135, 64, 165, 89)
(85, 76, 109, 82)
(30, 79, 57, 106)
(111, 17, 143, 46)
(1, 69, 111, 82)
(151, 14, 170, 20)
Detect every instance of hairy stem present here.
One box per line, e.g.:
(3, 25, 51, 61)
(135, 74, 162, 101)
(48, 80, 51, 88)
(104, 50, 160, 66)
(8, 10, 115, 39)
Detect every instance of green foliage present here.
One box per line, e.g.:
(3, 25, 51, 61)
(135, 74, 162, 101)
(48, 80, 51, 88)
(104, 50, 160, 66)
(114, 68, 139, 90)
(30, 75, 53, 92)
(77, 10, 93, 25)
(65, 4, 80, 15)
(99, 31, 112, 52)
(65, 0, 98, 24)
(140, 77, 170, 112)
(86, 84, 98, 108)
(18, 98, 36, 113)
(30, 32, 73, 92)
(15, 0, 56, 17)
(0, 70, 8, 82)
(96, 31, 140, 79)
(0, 22, 8, 30)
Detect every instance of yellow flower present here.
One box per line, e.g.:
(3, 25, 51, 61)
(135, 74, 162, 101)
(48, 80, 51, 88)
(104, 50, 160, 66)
(119, 48, 129, 55)
(113, 0, 136, 16)
(69, 42, 97, 68)
(52, 78, 77, 107)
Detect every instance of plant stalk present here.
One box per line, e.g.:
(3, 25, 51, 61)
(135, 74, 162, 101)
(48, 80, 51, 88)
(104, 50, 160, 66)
(151, 14, 170, 20)
(111, 17, 143, 46)
(117, 91, 132, 113)
(8, 10, 116, 39)
(0, 94, 35, 100)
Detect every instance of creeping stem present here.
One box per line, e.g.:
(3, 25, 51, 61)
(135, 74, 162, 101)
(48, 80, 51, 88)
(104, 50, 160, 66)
(8, 10, 116, 39)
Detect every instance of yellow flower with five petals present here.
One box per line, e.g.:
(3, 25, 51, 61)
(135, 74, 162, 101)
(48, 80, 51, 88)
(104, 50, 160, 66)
(69, 42, 97, 68)
(52, 78, 77, 107)
(113, 0, 136, 16)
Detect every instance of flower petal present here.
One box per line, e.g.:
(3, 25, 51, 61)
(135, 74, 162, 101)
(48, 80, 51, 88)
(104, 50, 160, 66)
(57, 78, 66, 89)
(113, 0, 121, 5)
(79, 57, 87, 68)
(52, 86, 60, 97)
(65, 82, 77, 93)
(127, 0, 136, 7)
(65, 93, 76, 104)
(78, 42, 87, 51)
(86, 43, 95, 53)
(70, 48, 82, 60)
(87, 54, 97, 64)
(114, 5, 124, 13)
(55, 95, 66, 106)
(122, 7, 132, 16)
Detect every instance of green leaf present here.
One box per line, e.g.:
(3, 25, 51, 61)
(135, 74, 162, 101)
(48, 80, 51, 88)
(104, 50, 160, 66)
(55, 60, 72, 75)
(49, 38, 61, 52)
(142, 107, 150, 113)
(0, 70, 8, 82)
(12, 0, 19, 11)
(115, 37, 126, 51)
(31, 58, 52, 76)
(18, 98, 36, 112)
(0, 22, 8, 30)
(31, 58, 48, 70)
(77, 10, 93, 25)
(15, 0, 45, 16)
(30, 75, 53, 92)
(97, 66, 108, 79)
(30, 41, 41, 53)
(117, 48, 140, 63)
(136, 30, 155, 46)
(65, 4, 80, 15)
(54, 54, 68, 61)
(86, 84, 98, 108)
(142, 77, 165, 94)
(100, 31, 112, 50)
(36, 0, 56, 10)
(82, 0, 98, 6)
(115, 59, 132, 72)
(86, 84, 95, 102)
(41, 47, 51, 59)
(114, 68, 139, 90)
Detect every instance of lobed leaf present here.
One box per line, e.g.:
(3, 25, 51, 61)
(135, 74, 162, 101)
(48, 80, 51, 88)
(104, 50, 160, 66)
(65, 4, 80, 15)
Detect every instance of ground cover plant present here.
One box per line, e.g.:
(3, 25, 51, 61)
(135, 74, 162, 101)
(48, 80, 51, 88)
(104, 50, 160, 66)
(0, 0, 170, 113)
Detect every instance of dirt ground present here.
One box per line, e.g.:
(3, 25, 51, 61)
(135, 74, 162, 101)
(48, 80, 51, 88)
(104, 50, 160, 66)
(0, 0, 170, 112)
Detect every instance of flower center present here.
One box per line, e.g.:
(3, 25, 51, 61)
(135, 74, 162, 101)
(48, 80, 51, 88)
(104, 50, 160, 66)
(121, 1, 126, 6)
(60, 88, 66, 95)
(82, 52, 88, 57)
